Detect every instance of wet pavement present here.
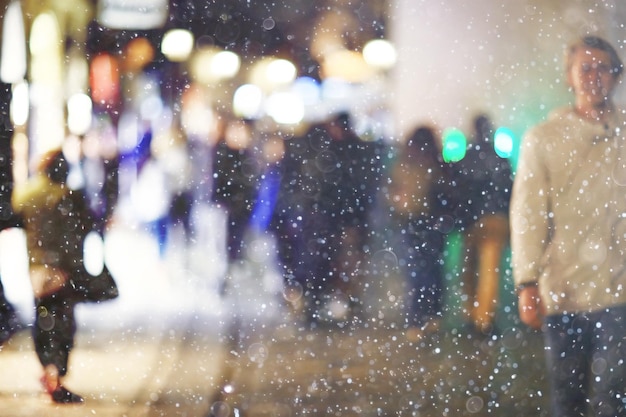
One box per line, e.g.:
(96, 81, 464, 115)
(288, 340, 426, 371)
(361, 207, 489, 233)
(0, 222, 551, 416)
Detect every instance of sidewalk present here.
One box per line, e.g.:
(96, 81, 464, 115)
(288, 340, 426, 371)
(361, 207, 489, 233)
(0, 221, 233, 416)
(0, 218, 550, 416)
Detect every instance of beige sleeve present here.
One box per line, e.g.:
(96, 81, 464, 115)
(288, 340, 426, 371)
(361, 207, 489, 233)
(510, 128, 551, 287)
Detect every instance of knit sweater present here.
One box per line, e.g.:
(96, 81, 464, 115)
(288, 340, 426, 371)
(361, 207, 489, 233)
(510, 106, 626, 314)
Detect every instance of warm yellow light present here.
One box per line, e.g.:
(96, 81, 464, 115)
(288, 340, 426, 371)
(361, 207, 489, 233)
(30, 12, 62, 83)
(124, 37, 155, 72)
(190, 48, 214, 83)
(190, 47, 241, 83)
(266, 59, 297, 85)
(210, 50, 240, 79)
(161, 29, 194, 62)
(67, 93, 93, 136)
(363, 39, 397, 70)
(67, 48, 89, 96)
(265, 92, 304, 125)
(321, 49, 374, 83)
(250, 57, 297, 91)
(1, 1, 26, 83)
(233, 84, 263, 119)
(10, 81, 28, 126)
(30, 13, 57, 56)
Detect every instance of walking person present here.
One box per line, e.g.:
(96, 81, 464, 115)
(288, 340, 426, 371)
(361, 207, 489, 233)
(387, 125, 451, 341)
(271, 123, 334, 322)
(12, 149, 95, 404)
(323, 112, 382, 318)
(211, 117, 259, 286)
(455, 113, 513, 335)
(510, 35, 626, 417)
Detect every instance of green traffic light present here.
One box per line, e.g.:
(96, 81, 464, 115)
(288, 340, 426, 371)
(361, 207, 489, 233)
(442, 128, 467, 162)
(494, 127, 514, 158)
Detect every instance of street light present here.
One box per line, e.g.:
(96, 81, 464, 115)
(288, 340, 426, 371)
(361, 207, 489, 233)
(265, 91, 305, 125)
(233, 84, 263, 119)
(363, 39, 397, 70)
(0, 1, 26, 84)
(190, 47, 241, 84)
(10, 81, 28, 127)
(250, 57, 297, 91)
(67, 93, 93, 136)
(161, 29, 194, 62)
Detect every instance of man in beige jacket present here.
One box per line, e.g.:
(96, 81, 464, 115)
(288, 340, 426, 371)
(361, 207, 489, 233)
(511, 35, 626, 417)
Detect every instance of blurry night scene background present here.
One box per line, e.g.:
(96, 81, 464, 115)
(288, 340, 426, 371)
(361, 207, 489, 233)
(0, 0, 625, 415)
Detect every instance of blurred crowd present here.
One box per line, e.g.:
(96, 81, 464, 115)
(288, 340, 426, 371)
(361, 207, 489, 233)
(1, 107, 514, 345)
(0, 104, 514, 402)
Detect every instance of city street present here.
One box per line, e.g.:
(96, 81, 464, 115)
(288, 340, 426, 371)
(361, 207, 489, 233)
(0, 218, 550, 416)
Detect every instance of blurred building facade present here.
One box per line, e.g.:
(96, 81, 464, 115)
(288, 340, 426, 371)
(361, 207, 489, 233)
(0, 0, 394, 177)
(391, 0, 626, 143)
(0, 1, 624, 166)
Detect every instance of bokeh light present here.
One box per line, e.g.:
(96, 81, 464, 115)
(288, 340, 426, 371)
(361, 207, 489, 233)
(161, 29, 194, 62)
(363, 39, 397, 70)
(442, 128, 467, 163)
(233, 84, 263, 119)
(494, 126, 515, 158)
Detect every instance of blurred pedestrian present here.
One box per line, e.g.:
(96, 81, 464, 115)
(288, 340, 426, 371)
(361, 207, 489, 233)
(511, 35, 626, 417)
(12, 149, 94, 404)
(211, 118, 259, 277)
(455, 114, 513, 335)
(323, 112, 381, 318)
(272, 123, 334, 321)
(386, 125, 451, 341)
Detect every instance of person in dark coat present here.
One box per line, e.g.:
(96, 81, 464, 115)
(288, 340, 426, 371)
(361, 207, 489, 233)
(271, 123, 333, 320)
(386, 125, 452, 341)
(211, 118, 259, 266)
(12, 149, 94, 404)
(322, 112, 381, 316)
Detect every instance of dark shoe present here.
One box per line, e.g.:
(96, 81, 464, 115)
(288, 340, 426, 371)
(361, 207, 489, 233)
(51, 386, 84, 404)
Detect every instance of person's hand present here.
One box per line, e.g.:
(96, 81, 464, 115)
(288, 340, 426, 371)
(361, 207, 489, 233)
(518, 285, 544, 330)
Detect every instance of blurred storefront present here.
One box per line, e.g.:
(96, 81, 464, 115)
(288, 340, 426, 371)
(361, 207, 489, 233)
(0, 0, 396, 182)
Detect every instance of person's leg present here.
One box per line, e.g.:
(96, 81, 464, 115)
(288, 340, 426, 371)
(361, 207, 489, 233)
(334, 224, 366, 305)
(34, 295, 75, 380)
(589, 305, 626, 417)
(407, 226, 444, 329)
(472, 215, 509, 333)
(544, 313, 592, 417)
(34, 287, 82, 403)
(390, 220, 418, 334)
(220, 214, 249, 294)
(460, 226, 478, 327)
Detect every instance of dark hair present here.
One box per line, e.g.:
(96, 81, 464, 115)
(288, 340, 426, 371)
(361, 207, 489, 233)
(473, 113, 493, 143)
(566, 35, 623, 78)
(38, 149, 69, 184)
(406, 125, 440, 161)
